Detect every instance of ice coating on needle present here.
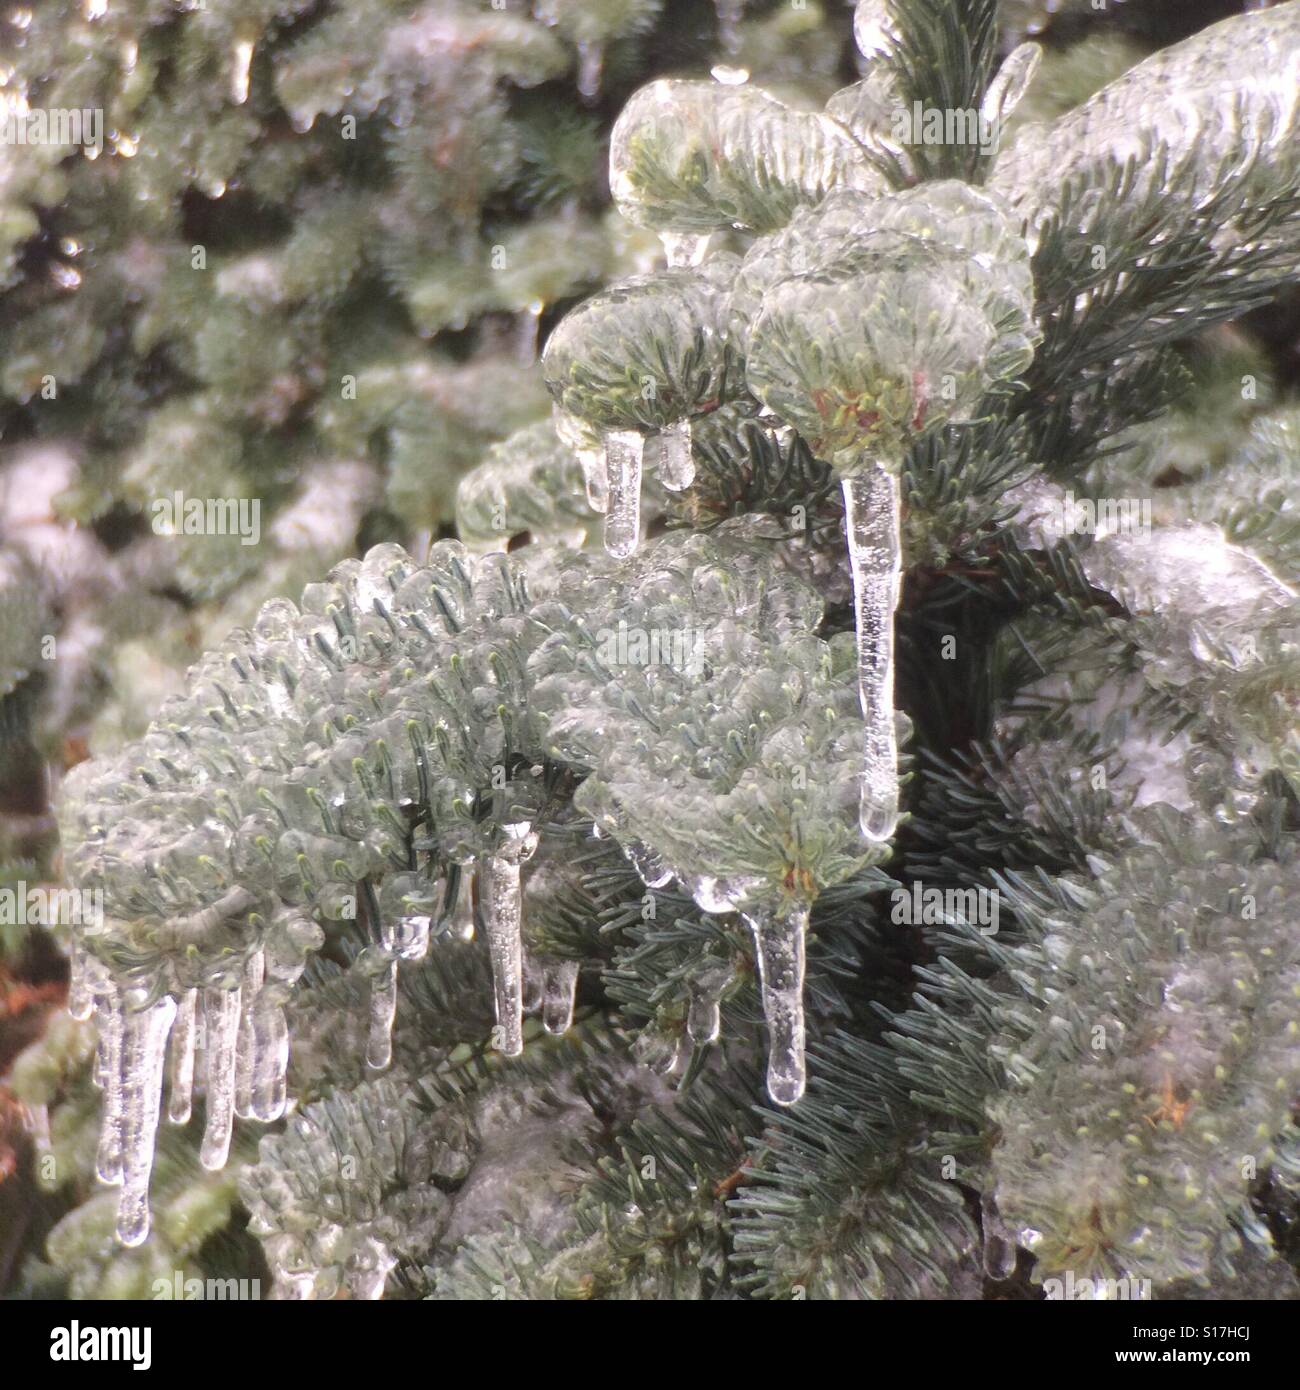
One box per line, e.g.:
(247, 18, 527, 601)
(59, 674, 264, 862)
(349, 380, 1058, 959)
(610, 79, 885, 236)
(988, 5, 1300, 239)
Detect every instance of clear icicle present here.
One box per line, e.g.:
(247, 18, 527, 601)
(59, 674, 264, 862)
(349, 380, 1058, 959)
(516, 301, 544, 365)
(981, 1191, 1018, 1279)
(167, 988, 197, 1125)
(602, 429, 644, 559)
(116, 992, 177, 1247)
(483, 847, 526, 1056)
(68, 941, 94, 1021)
(522, 950, 544, 1013)
(575, 40, 604, 102)
(660, 231, 711, 268)
(251, 998, 289, 1122)
(842, 467, 903, 843)
(396, 911, 431, 962)
(656, 419, 696, 491)
(200, 985, 241, 1171)
(583, 450, 609, 512)
(714, 0, 745, 52)
(686, 991, 721, 1045)
(94, 988, 126, 1184)
(743, 904, 808, 1106)
(235, 951, 265, 1120)
(366, 960, 398, 1071)
(541, 960, 579, 1035)
(448, 864, 476, 941)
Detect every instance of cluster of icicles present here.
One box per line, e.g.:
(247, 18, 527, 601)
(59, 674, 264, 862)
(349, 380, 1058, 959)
(72, 846, 586, 1249)
(70, 943, 289, 1249)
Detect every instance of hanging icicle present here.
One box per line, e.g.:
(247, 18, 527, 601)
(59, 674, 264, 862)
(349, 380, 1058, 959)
(656, 419, 696, 492)
(366, 961, 398, 1071)
(200, 985, 241, 1171)
(167, 988, 197, 1125)
(842, 466, 902, 842)
(601, 430, 645, 559)
(482, 824, 536, 1056)
(115, 992, 177, 1247)
(94, 988, 125, 1184)
(741, 904, 809, 1105)
(541, 959, 579, 1035)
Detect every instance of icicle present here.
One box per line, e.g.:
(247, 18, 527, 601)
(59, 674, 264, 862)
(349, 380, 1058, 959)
(235, 951, 266, 1119)
(67, 941, 94, 1021)
(713, 0, 745, 54)
(742, 904, 808, 1106)
(231, 37, 254, 105)
(516, 301, 544, 365)
(483, 849, 526, 1056)
(660, 231, 711, 268)
(602, 430, 644, 559)
(448, 864, 476, 941)
(251, 998, 289, 1122)
(583, 450, 609, 512)
(94, 988, 126, 1184)
(541, 960, 579, 1035)
(167, 988, 197, 1125)
(575, 40, 604, 102)
(842, 467, 903, 843)
(366, 960, 398, 1070)
(116, 992, 177, 1246)
(23, 1102, 51, 1152)
(200, 985, 241, 1170)
(656, 419, 696, 492)
(522, 950, 544, 1014)
(686, 990, 721, 1045)
(396, 911, 431, 962)
(981, 1191, 1019, 1279)
(483, 824, 535, 1056)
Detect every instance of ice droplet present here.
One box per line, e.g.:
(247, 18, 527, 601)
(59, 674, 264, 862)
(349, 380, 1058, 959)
(743, 904, 808, 1106)
(200, 985, 241, 1170)
(231, 37, 254, 105)
(366, 960, 398, 1070)
(541, 959, 579, 1035)
(483, 829, 531, 1057)
(660, 231, 711, 268)
(657, 419, 696, 492)
(602, 430, 644, 559)
(94, 989, 126, 1184)
(842, 469, 902, 842)
(167, 988, 197, 1125)
(981, 1191, 1018, 1279)
(981, 42, 1042, 128)
(116, 992, 177, 1246)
